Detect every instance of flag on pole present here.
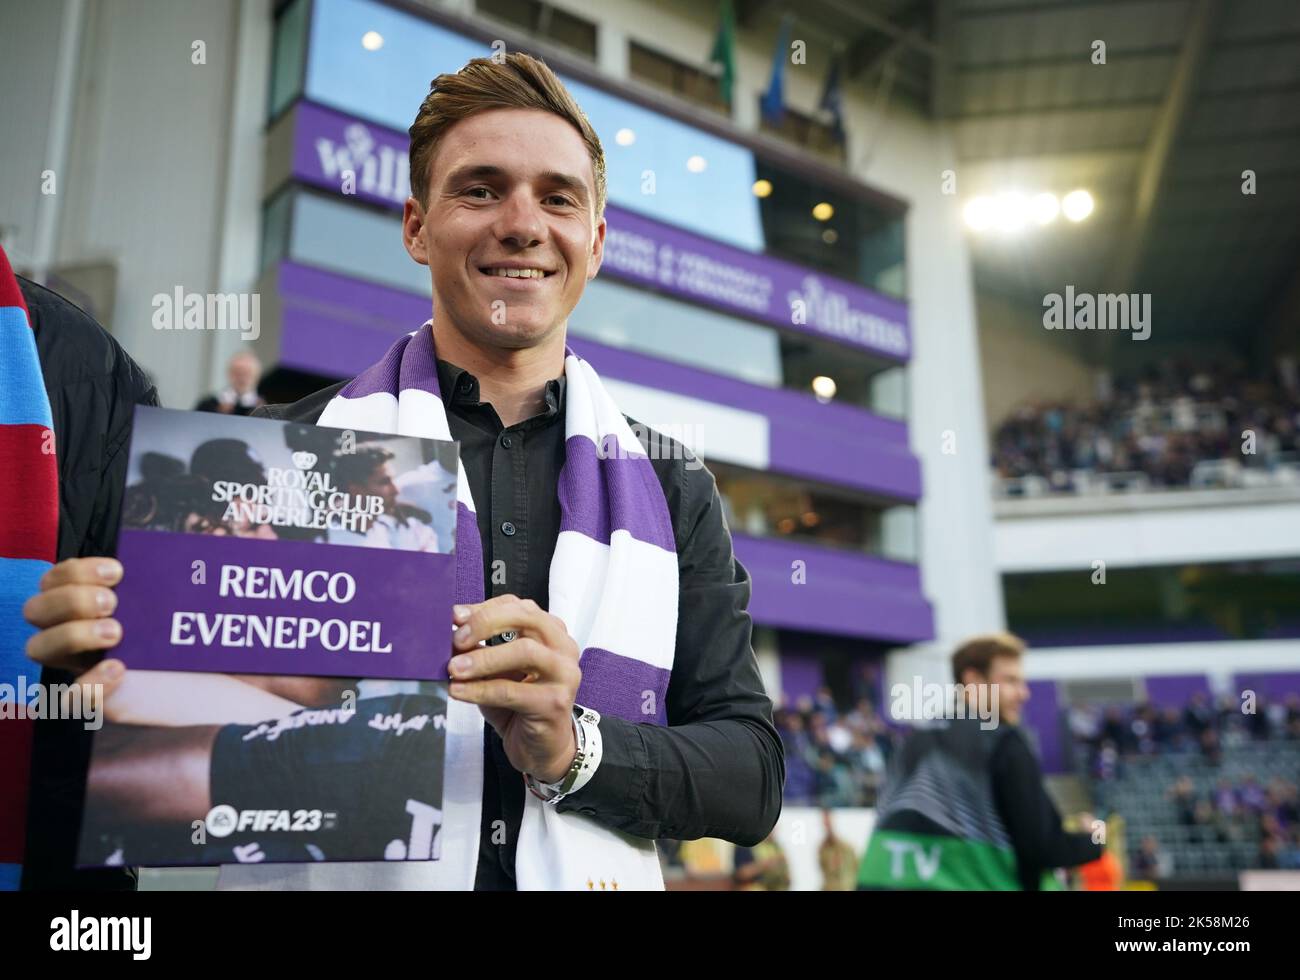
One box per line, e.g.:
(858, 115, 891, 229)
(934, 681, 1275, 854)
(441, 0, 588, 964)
(708, 0, 737, 108)
(761, 14, 795, 125)
(819, 52, 846, 143)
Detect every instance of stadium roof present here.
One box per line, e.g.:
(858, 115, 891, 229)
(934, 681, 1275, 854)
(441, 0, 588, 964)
(740, 0, 1300, 354)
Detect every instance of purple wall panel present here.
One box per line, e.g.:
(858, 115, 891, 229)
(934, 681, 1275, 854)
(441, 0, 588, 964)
(732, 533, 934, 644)
(779, 653, 823, 706)
(566, 337, 922, 500)
(1144, 674, 1212, 708)
(1024, 679, 1064, 774)
(1233, 672, 1300, 701)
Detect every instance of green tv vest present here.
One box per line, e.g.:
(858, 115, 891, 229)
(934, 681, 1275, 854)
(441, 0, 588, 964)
(857, 718, 1060, 890)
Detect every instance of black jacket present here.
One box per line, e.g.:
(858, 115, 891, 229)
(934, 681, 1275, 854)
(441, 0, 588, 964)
(20, 276, 157, 891)
(989, 724, 1102, 889)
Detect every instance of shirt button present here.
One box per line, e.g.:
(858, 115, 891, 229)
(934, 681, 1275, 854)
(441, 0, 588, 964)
(459, 379, 473, 394)
(501, 521, 516, 536)
(501, 434, 513, 449)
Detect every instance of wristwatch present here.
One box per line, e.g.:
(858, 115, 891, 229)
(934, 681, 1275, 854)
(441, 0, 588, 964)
(525, 704, 602, 804)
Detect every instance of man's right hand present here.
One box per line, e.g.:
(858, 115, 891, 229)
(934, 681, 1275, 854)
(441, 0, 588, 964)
(23, 557, 128, 692)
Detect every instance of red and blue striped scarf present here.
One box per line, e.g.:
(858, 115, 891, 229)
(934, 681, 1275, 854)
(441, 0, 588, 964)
(0, 246, 59, 890)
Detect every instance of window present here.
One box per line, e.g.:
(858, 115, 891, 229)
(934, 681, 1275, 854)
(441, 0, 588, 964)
(474, 0, 597, 59)
(570, 276, 782, 386)
(268, 0, 310, 121)
(628, 41, 729, 115)
(711, 461, 917, 561)
(758, 101, 845, 165)
(780, 333, 908, 416)
(564, 76, 763, 251)
(753, 158, 907, 299)
(264, 188, 431, 295)
(571, 275, 908, 416)
(259, 185, 295, 275)
(1004, 559, 1300, 647)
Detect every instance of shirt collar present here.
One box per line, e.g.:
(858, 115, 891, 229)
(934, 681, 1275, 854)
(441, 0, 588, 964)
(435, 358, 565, 421)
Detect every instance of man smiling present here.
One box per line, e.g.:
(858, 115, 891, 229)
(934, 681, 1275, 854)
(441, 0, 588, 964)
(23, 52, 784, 890)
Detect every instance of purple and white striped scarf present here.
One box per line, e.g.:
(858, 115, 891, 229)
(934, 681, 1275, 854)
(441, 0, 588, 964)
(218, 323, 677, 891)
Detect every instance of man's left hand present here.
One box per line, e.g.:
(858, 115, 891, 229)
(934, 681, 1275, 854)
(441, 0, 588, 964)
(448, 595, 581, 783)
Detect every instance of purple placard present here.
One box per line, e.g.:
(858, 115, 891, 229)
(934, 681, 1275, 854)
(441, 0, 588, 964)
(115, 530, 454, 680)
(288, 102, 911, 361)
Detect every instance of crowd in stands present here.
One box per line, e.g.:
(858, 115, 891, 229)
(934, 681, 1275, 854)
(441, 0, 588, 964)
(775, 688, 899, 808)
(1071, 692, 1300, 874)
(1164, 772, 1300, 869)
(991, 357, 1300, 493)
(1070, 691, 1300, 778)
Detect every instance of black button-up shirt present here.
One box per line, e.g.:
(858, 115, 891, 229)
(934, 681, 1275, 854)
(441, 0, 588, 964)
(268, 356, 786, 890)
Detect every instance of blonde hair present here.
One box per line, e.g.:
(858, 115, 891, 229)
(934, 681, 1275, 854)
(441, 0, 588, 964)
(951, 632, 1026, 683)
(407, 52, 606, 219)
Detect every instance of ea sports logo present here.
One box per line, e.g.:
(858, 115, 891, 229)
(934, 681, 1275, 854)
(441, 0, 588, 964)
(292, 451, 318, 470)
(205, 804, 239, 838)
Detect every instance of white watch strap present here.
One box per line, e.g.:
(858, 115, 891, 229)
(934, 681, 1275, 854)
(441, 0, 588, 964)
(566, 707, 602, 796)
(535, 706, 603, 803)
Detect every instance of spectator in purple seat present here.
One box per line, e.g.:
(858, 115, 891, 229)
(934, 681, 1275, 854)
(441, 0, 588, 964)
(1258, 834, 1282, 870)
(1214, 695, 1238, 731)
(1285, 829, 1300, 870)
(1213, 778, 1240, 819)
(1248, 696, 1272, 740)
(843, 697, 876, 735)
(1199, 727, 1223, 767)
(1152, 706, 1181, 751)
(852, 730, 885, 778)
(1170, 776, 1198, 826)
(1192, 800, 1221, 841)
(1093, 740, 1120, 782)
(1239, 775, 1267, 814)
(1131, 835, 1172, 880)
(1267, 697, 1291, 738)
(1128, 703, 1150, 754)
(1101, 706, 1129, 753)
(1184, 691, 1214, 738)
(812, 686, 838, 723)
(1274, 780, 1300, 827)
(776, 709, 817, 805)
(1263, 782, 1293, 831)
